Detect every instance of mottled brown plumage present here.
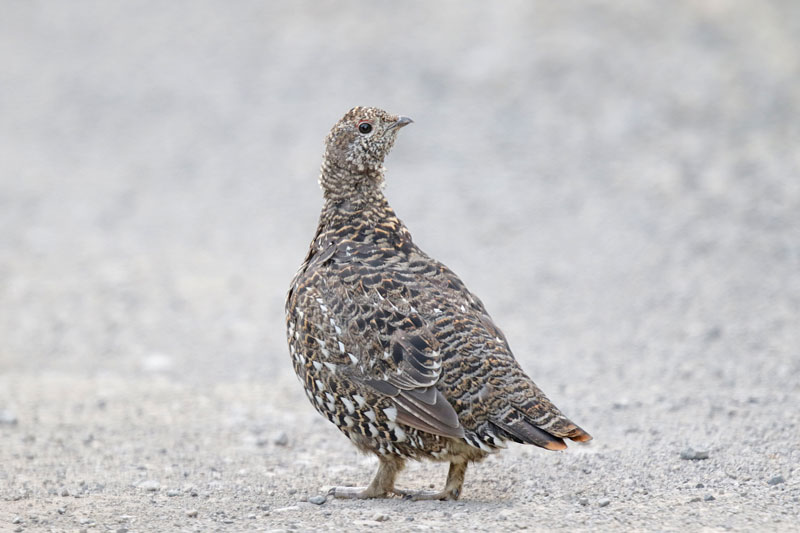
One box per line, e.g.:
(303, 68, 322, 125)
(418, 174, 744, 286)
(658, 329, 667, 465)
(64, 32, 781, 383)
(286, 106, 591, 500)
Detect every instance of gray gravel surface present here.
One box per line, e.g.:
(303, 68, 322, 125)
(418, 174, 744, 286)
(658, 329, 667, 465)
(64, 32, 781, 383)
(1, 2, 799, 531)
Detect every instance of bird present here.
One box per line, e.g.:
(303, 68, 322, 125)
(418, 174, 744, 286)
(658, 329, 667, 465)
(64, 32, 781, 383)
(285, 106, 591, 501)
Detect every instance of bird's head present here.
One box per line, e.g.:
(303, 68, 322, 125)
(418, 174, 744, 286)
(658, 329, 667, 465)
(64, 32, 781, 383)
(320, 106, 413, 200)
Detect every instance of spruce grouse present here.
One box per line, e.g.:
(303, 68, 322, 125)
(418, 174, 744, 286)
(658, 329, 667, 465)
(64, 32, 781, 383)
(286, 106, 591, 500)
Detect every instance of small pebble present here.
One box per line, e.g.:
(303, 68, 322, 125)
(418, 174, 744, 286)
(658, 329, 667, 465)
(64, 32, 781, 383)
(578, 497, 589, 506)
(308, 495, 327, 505)
(57, 508, 66, 514)
(695, 483, 704, 488)
(186, 509, 198, 518)
(60, 488, 70, 497)
(598, 498, 611, 507)
(0, 409, 18, 425)
(12, 516, 22, 524)
(372, 513, 389, 522)
(689, 496, 702, 503)
(274, 431, 289, 446)
(166, 489, 180, 497)
(680, 448, 709, 460)
(704, 494, 715, 501)
(767, 475, 785, 486)
(14, 528, 23, 533)
(117, 528, 129, 533)
(612, 400, 629, 410)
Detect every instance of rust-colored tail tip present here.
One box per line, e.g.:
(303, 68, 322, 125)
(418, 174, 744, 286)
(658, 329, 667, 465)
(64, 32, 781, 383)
(569, 430, 593, 443)
(543, 439, 568, 451)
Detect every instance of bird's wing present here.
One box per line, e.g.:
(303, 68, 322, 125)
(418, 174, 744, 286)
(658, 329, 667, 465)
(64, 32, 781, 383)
(314, 240, 465, 439)
(361, 332, 464, 439)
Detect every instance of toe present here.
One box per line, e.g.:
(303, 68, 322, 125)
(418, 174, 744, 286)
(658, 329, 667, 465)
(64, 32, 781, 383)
(392, 488, 455, 501)
(329, 486, 389, 499)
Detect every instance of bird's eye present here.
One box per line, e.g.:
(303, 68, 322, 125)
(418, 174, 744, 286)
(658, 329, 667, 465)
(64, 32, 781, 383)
(358, 121, 373, 134)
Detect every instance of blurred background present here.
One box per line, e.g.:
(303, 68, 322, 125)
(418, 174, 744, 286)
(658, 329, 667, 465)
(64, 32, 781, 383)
(1, 1, 798, 397)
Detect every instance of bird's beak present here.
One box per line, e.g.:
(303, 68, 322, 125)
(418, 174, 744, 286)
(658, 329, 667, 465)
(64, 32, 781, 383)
(391, 116, 414, 130)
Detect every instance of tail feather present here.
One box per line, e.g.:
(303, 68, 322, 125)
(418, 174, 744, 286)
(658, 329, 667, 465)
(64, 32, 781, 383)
(490, 413, 567, 451)
(490, 407, 592, 450)
(566, 426, 592, 442)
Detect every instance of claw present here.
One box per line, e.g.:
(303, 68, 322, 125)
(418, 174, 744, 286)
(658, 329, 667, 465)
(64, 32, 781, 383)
(328, 486, 390, 499)
(392, 488, 458, 501)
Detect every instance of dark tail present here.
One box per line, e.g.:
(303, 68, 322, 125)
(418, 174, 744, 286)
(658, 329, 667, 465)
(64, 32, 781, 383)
(490, 406, 592, 451)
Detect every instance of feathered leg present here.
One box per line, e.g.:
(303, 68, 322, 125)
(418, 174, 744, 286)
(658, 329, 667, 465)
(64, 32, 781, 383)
(394, 460, 467, 501)
(329, 455, 405, 499)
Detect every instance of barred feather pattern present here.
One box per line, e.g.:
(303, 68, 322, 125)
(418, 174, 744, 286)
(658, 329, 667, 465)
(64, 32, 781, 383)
(286, 106, 590, 471)
(287, 199, 590, 461)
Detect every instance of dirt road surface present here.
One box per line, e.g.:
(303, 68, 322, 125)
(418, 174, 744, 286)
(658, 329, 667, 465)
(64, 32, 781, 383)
(1, 2, 799, 531)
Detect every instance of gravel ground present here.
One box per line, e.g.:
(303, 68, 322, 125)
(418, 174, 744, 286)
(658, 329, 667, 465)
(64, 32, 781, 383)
(1, 2, 799, 531)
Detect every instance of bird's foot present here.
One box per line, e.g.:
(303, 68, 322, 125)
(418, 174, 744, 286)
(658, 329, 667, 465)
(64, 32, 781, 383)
(328, 485, 460, 501)
(327, 486, 391, 499)
(392, 487, 460, 501)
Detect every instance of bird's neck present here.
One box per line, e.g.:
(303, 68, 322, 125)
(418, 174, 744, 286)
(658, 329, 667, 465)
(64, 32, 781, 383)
(319, 156, 385, 202)
(318, 161, 392, 221)
(312, 183, 409, 253)
(317, 190, 398, 234)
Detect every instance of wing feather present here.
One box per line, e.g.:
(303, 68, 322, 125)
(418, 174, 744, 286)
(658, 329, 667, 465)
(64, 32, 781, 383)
(362, 333, 465, 439)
